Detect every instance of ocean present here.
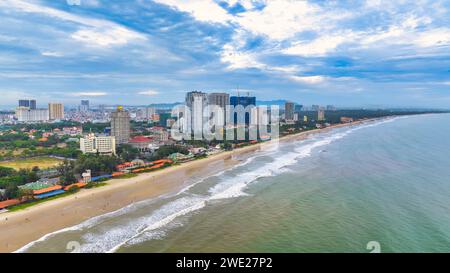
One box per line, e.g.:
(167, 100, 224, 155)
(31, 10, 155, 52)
(18, 113, 450, 253)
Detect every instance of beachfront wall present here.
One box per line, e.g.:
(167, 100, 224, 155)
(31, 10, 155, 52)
(91, 174, 113, 182)
(0, 199, 21, 210)
(34, 190, 66, 199)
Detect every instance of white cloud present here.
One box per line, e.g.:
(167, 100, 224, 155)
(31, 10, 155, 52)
(1, 0, 146, 47)
(221, 43, 264, 70)
(283, 32, 356, 57)
(153, 0, 350, 41)
(41, 51, 63, 57)
(152, 0, 232, 23)
(71, 92, 107, 96)
(224, 0, 262, 10)
(220, 29, 265, 70)
(413, 28, 450, 47)
(138, 90, 160, 96)
(289, 75, 326, 84)
(72, 27, 145, 47)
(235, 0, 323, 40)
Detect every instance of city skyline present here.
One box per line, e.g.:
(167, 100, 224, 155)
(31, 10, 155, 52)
(0, 1, 449, 108)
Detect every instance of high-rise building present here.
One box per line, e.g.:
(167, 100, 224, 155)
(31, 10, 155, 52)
(144, 107, 156, 120)
(230, 95, 256, 125)
(186, 91, 208, 134)
(19, 99, 37, 109)
(80, 133, 116, 155)
(326, 105, 336, 111)
(312, 105, 320, 111)
(111, 106, 131, 144)
(208, 93, 229, 111)
(15, 107, 49, 122)
(285, 102, 295, 121)
(48, 103, 64, 120)
(294, 104, 303, 113)
(318, 109, 325, 121)
(208, 92, 229, 126)
(80, 100, 90, 112)
(230, 95, 256, 108)
(19, 100, 30, 108)
(30, 100, 37, 110)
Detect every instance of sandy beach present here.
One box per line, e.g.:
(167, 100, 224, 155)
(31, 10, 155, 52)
(0, 119, 372, 253)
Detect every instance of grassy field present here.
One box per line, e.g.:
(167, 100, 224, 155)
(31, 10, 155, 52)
(0, 156, 64, 170)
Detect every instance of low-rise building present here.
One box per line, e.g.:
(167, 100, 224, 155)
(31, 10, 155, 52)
(80, 133, 116, 155)
(82, 170, 92, 183)
(168, 152, 194, 163)
(340, 117, 354, 123)
(54, 126, 83, 137)
(129, 136, 153, 151)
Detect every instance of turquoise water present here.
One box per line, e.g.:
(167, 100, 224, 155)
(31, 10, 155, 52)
(20, 114, 450, 253)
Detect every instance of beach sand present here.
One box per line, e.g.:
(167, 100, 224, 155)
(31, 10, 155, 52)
(0, 119, 371, 253)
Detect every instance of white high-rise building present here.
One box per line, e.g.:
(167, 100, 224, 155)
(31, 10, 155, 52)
(80, 133, 116, 155)
(186, 91, 208, 135)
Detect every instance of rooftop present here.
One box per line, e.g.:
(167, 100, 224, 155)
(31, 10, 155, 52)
(129, 136, 152, 143)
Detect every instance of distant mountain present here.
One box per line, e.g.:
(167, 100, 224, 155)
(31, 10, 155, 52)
(119, 102, 183, 109)
(256, 100, 288, 106)
(148, 102, 183, 109)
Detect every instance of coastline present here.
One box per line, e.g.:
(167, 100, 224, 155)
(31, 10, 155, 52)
(0, 118, 381, 253)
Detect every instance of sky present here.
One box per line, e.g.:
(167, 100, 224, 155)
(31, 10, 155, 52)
(0, 0, 449, 108)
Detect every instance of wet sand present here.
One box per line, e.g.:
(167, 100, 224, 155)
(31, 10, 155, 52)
(0, 119, 373, 253)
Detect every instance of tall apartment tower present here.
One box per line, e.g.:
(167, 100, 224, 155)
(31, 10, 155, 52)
(29, 100, 37, 110)
(208, 93, 230, 126)
(145, 107, 156, 120)
(48, 103, 64, 120)
(208, 93, 230, 110)
(318, 109, 326, 121)
(19, 100, 30, 108)
(285, 101, 295, 121)
(230, 95, 256, 126)
(111, 106, 131, 144)
(80, 100, 90, 112)
(186, 91, 208, 134)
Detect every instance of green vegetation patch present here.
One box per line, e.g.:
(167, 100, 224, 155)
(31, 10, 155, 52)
(0, 157, 64, 171)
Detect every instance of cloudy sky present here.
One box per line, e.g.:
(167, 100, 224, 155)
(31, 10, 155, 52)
(0, 0, 449, 108)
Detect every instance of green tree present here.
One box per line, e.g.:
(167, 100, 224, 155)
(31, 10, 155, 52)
(117, 144, 140, 162)
(5, 184, 20, 199)
(57, 160, 77, 186)
(0, 166, 15, 178)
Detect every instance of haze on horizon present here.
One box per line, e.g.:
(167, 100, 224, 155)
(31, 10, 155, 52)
(0, 0, 449, 108)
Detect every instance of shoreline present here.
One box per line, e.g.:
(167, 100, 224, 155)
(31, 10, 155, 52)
(0, 117, 386, 253)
